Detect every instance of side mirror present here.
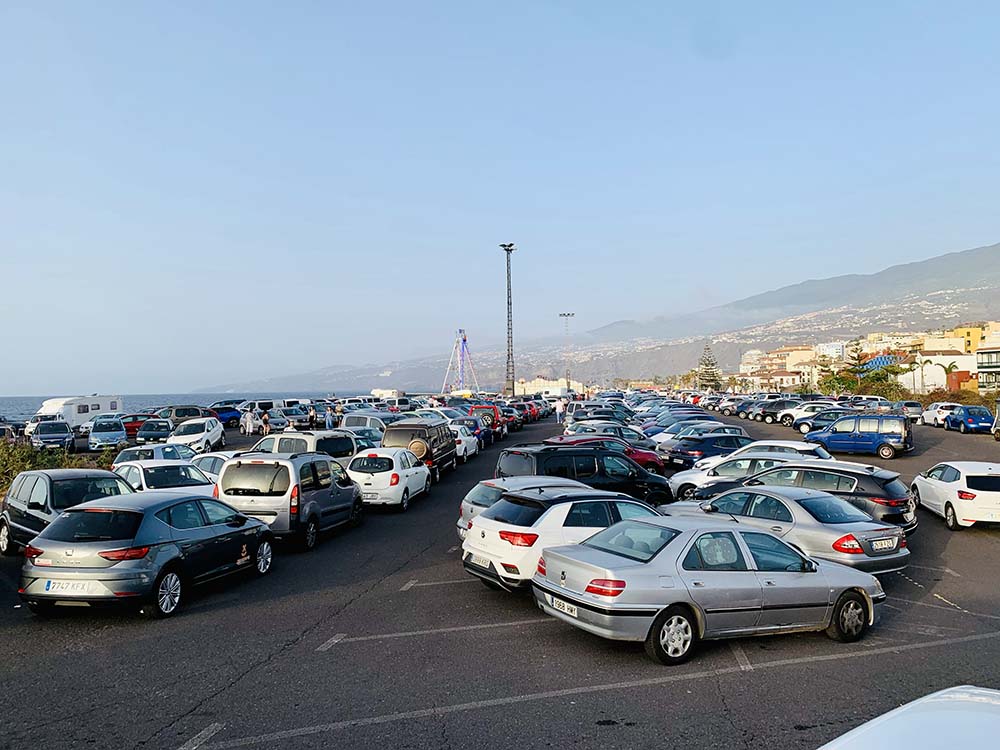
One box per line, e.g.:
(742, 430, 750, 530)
(28, 499, 45, 511)
(707, 469, 717, 477)
(802, 559, 818, 573)
(699, 502, 716, 513)
(746, 478, 763, 486)
(228, 514, 248, 527)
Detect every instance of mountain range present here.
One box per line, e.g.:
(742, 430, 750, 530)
(199, 242, 1000, 393)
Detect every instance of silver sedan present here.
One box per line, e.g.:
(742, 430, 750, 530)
(667, 452, 797, 501)
(667, 486, 909, 575)
(532, 515, 884, 665)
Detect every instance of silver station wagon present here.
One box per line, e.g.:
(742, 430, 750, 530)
(532, 516, 884, 665)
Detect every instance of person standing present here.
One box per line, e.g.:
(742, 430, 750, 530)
(261, 409, 271, 436)
(325, 407, 335, 430)
(555, 398, 566, 423)
(308, 405, 317, 429)
(334, 403, 344, 428)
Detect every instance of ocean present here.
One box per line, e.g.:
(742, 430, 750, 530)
(0, 392, 366, 421)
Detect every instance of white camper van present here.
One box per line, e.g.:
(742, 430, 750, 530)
(28, 396, 124, 435)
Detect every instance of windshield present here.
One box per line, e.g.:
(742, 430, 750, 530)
(583, 521, 679, 563)
(281, 407, 305, 416)
(42, 509, 143, 542)
(37, 422, 71, 435)
(349, 456, 393, 473)
(480, 497, 546, 526)
(140, 421, 171, 432)
(437, 409, 465, 419)
(51, 476, 134, 510)
(174, 422, 205, 436)
(798, 495, 872, 524)
(143, 465, 211, 488)
(221, 463, 291, 496)
(464, 483, 504, 508)
(93, 421, 122, 433)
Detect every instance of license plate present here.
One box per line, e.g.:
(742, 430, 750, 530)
(551, 596, 578, 618)
(362, 492, 378, 500)
(44, 580, 91, 594)
(469, 554, 490, 569)
(871, 538, 896, 551)
(672, 458, 685, 465)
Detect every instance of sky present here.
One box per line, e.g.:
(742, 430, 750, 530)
(2, 1, 999, 394)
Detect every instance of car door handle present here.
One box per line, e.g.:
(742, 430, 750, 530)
(764, 579, 777, 586)
(691, 581, 705, 587)
(770, 526, 784, 533)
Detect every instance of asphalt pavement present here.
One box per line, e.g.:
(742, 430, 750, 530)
(1, 416, 999, 749)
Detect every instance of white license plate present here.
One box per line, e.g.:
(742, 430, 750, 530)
(672, 458, 685, 465)
(362, 492, 378, 500)
(469, 554, 490, 569)
(871, 538, 896, 551)
(44, 580, 91, 594)
(551, 596, 578, 618)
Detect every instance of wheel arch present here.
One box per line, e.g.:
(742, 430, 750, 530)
(649, 600, 705, 640)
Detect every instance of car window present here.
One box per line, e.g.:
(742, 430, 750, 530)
(712, 492, 751, 515)
(753, 468, 799, 487)
(299, 463, 316, 492)
(330, 462, 348, 483)
(28, 478, 49, 507)
(746, 494, 793, 523)
(164, 501, 206, 530)
(940, 466, 961, 483)
(614, 501, 657, 521)
(316, 436, 355, 458)
(881, 418, 904, 435)
(44, 509, 143, 542)
(858, 417, 880, 433)
(583, 521, 680, 562)
(201, 500, 238, 524)
(162, 446, 180, 460)
(801, 470, 856, 492)
(573, 455, 598, 479)
(542, 455, 574, 479)
(602, 455, 633, 478)
(563, 501, 612, 528)
(925, 465, 947, 480)
(798, 495, 872, 524)
(682, 532, 748, 571)
(14, 476, 37, 502)
(751, 458, 786, 472)
(314, 461, 333, 489)
(715, 458, 753, 476)
(255, 437, 276, 453)
(278, 437, 308, 453)
(741, 532, 805, 572)
(831, 418, 857, 433)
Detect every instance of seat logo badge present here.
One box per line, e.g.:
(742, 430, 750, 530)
(560, 571, 566, 585)
(65, 549, 74, 556)
(480, 530, 485, 539)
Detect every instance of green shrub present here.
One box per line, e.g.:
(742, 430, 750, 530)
(0, 442, 115, 496)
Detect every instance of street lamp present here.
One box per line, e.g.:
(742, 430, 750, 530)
(500, 244, 516, 396)
(559, 312, 575, 393)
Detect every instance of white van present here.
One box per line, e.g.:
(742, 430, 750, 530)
(29, 395, 124, 434)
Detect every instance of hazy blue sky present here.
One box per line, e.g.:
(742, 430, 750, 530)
(2, 2, 999, 393)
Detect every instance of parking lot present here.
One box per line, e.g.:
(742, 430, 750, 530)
(1, 417, 999, 750)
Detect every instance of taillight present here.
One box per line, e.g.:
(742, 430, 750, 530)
(390, 473, 400, 486)
(99, 546, 150, 561)
(212, 483, 219, 498)
(290, 484, 299, 516)
(498, 530, 539, 547)
(957, 490, 976, 501)
(832, 534, 864, 554)
(536, 557, 546, 575)
(24, 544, 44, 560)
(968, 418, 975, 424)
(455, 439, 461, 445)
(585, 579, 626, 596)
(869, 496, 908, 507)
(900, 536, 908, 548)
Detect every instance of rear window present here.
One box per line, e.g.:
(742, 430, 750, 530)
(879, 478, 910, 499)
(967, 407, 992, 419)
(583, 521, 680, 563)
(479, 497, 546, 526)
(381, 429, 428, 448)
(51, 477, 133, 510)
(144, 465, 211, 488)
(798, 496, 872, 524)
(349, 456, 394, 473)
(118, 448, 153, 462)
(221, 463, 291, 496)
(277, 437, 308, 453)
(316, 436, 355, 458)
(140, 421, 171, 431)
(497, 451, 534, 476)
(966, 475, 1000, 492)
(43, 509, 143, 542)
(464, 483, 504, 508)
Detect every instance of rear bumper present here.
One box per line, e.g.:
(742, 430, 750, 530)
(531, 581, 657, 641)
(19, 571, 155, 604)
(814, 550, 910, 575)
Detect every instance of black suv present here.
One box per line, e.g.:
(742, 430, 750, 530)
(757, 399, 802, 425)
(0, 469, 135, 555)
(495, 444, 672, 504)
(381, 418, 458, 482)
(692, 460, 917, 534)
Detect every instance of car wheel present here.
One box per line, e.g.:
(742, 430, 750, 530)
(239, 424, 246, 435)
(27, 601, 58, 618)
(348, 500, 364, 527)
(737, 412, 747, 420)
(423, 477, 431, 496)
(781, 416, 794, 426)
(227, 418, 239, 428)
(645, 605, 697, 665)
(398, 489, 410, 512)
(301, 517, 319, 551)
(722, 409, 732, 416)
(678, 485, 696, 501)
(945, 502, 962, 531)
(0, 520, 18, 556)
(799, 423, 811, 434)
(764, 415, 774, 424)
(143, 568, 183, 619)
(933, 418, 940, 428)
(911, 487, 921, 509)
(255, 538, 273, 576)
(959, 422, 968, 434)
(826, 591, 868, 642)
(460, 449, 467, 464)
(433, 466, 441, 483)
(877, 444, 896, 460)
(920, 416, 927, 426)
(220, 433, 226, 447)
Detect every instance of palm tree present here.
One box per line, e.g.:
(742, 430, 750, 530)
(920, 358, 933, 394)
(935, 361, 959, 391)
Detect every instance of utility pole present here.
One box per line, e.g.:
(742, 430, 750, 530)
(559, 312, 575, 393)
(500, 243, 516, 396)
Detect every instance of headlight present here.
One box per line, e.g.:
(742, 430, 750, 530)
(873, 578, 884, 596)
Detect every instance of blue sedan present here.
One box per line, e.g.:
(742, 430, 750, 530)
(943, 405, 994, 434)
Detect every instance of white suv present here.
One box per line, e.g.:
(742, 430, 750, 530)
(167, 417, 225, 453)
(249, 429, 377, 468)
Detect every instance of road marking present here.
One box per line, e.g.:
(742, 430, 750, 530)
(728, 642, 753, 671)
(204, 629, 1000, 749)
(322, 618, 554, 646)
(409, 578, 476, 589)
(906, 564, 961, 578)
(891, 596, 1000, 621)
(178, 722, 224, 750)
(447, 545, 459, 553)
(932, 593, 972, 614)
(895, 572, 925, 589)
(399, 579, 418, 591)
(315, 633, 347, 652)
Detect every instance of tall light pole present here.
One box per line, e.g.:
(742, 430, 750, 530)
(559, 312, 575, 393)
(500, 243, 516, 396)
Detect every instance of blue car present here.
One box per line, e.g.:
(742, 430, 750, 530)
(210, 405, 242, 428)
(663, 434, 754, 470)
(805, 414, 913, 460)
(943, 405, 994, 434)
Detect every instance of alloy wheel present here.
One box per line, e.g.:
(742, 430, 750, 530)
(0, 523, 10, 555)
(157, 572, 182, 614)
(256, 540, 272, 573)
(840, 600, 864, 637)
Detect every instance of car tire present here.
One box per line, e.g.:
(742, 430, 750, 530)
(722, 409, 732, 416)
(877, 444, 896, 460)
(647, 491, 671, 506)
(143, 568, 183, 619)
(0, 520, 18, 556)
(781, 416, 794, 426)
(27, 601, 58, 618)
(227, 418, 239, 428)
(398, 489, 410, 513)
(945, 502, 962, 531)
(911, 487, 921, 509)
(826, 591, 868, 643)
(254, 538, 273, 576)
(799, 423, 811, 434)
(678, 485, 696, 501)
(737, 412, 747, 420)
(301, 517, 319, 551)
(220, 433, 226, 448)
(764, 415, 774, 424)
(460, 449, 467, 464)
(644, 605, 698, 665)
(423, 477, 431, 496)
(959, 422, 968, 434)
(933, 418, 940, 428)
(348, 500, 364, 527)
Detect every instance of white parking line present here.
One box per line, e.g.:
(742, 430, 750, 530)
(315, 633, 347, 652)
(896, 571, 926, 589)
(728, 642, 753, 671)
(891, 596, 1000, 621)
(202, 629, 1000, 749)
(932, 593, 972, 614)
(321, 618, 554, 646)
(178, 722, 224, 750)
(399, 579, 418, 591)
(907, 564, 961, 578)
(410, 578, 476, 589)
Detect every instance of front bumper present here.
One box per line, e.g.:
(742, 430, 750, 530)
(531, 581, 657, 642)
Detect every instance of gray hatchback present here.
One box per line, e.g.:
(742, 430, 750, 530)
(19, 490, 273, 618)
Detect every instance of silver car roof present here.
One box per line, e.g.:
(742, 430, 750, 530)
(61, 489, 209, 513)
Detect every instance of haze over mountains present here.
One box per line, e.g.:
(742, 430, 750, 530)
(201, 243, 1000, 393)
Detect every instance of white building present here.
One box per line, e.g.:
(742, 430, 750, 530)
(739, 349, 764, 375)
(894, 351, 976, 394)
(814, 341, 847, 360)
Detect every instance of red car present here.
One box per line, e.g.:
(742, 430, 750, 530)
(543, 434, 664, 474)
(119, 413, 158, 438)
(512, 401, 539, 421)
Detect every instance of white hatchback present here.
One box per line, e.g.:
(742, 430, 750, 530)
(920, 402, 962, 427)
(449, 424, 479, 463)
(167, 417, 225, 453)
(693, 440, 834, 471)
(346, 448, 431, 512)
(911, 461, 1000, 530)
(113, 460, 216, 496)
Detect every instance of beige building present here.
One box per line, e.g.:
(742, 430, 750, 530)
(514, 377, 584, 396)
